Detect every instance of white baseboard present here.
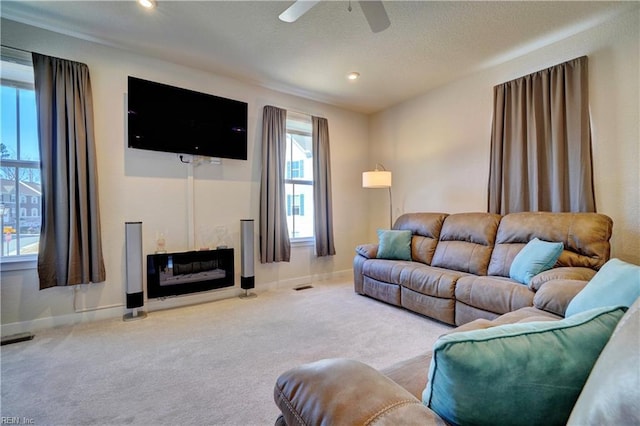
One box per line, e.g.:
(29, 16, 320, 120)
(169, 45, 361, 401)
(1, 305, 125, 337)
(1, 269, 353, 337)
(258, 268, 352, 291)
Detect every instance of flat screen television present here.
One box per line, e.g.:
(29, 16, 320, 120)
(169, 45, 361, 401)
(127, 76, 248, 160)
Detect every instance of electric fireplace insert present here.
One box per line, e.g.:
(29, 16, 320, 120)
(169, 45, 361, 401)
(146, 248, 234, 299)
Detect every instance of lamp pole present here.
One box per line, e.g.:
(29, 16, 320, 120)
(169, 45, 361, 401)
(388, 187, 393, 229)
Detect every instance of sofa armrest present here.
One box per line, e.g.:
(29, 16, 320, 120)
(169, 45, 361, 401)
(356, 243, 378, 259)
(529, 267, 595, 291)
(533, 279, 587, 317)
(274, 358, 444, 426)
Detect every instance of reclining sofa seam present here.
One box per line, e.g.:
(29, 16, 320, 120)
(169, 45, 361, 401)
(365, 399, 424, 425)
(273, 386, 305, 426)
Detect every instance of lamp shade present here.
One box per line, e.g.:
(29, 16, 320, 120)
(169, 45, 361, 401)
(362, 170, 392, 188)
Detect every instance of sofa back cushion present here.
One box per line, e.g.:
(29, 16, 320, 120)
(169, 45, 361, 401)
(424, 305, 626, 426)
(431, 213, 501, 275)
(565, 258, 640, 317)
(488, 212, 613, 277)
(394, 213, 448, 265)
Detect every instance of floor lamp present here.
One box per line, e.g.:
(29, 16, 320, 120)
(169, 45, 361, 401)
(362, 164, 393, 228)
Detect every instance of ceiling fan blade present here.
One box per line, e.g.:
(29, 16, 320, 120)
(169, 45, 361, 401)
(358, 0, 390, 33)
(279, 0, 322, 23)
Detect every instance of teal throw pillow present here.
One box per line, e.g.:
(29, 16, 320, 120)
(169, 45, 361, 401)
(422, 305, 625, 426)
(509, 237, 564, 284)
(565, 258, 640, 317)
(376, 229, 412, 261)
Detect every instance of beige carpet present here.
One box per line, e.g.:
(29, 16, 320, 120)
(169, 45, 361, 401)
(1, 279, 451, 425)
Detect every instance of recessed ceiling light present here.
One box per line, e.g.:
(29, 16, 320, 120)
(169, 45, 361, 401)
(138, 0, 156, 9)
(347, 72, 360, 81)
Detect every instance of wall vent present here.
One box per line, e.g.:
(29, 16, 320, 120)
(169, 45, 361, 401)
(294, 285, 314, 291)
(1, 332, 34, 346)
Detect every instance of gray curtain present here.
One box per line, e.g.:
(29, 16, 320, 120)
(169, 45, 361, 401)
(259, 105, 290, 263)
(32, 53, 105, 289)
(312, 116, 336, 256)
(488, 56, 595, 214)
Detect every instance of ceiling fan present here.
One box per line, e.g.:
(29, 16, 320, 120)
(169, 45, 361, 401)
(279, 0, 391, 33)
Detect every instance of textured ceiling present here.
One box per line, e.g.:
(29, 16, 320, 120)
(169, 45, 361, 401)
(1, 1, 636, 114)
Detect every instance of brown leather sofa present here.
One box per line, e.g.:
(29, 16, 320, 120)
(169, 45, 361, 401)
(353, 211, 613, 325)
(273, 212, 639, 425)
(274, 299, 639, 425)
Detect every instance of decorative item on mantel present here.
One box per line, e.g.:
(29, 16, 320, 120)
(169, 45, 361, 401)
(197, 225, 214, 250)
(155, 231, 167, 254)
(362, 164, 393, 228)
(214, 225, 232, 249)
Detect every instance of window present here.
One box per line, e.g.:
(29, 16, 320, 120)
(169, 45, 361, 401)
(287, 160, 304, 179)
(284, 112, 313, 240)
(286, 194, 305, 216)
(1, 49, 40, 259)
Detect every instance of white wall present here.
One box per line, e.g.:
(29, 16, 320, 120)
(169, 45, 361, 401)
(369, 11, 640, 264)
(0, 19, 371, 332)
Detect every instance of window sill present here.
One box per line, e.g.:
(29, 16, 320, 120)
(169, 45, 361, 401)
(1, 255, 37, 271)
(291, 237, 315, 247)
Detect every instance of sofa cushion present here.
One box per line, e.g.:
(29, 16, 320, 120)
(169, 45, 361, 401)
(394, 212, 448, 265)
(431, 212, 501, 275)
(488, 212, 612, 277)
(509, 238, 564, 284)
(362, 259, 416, 285)
(362, 261, 463, 300)
(423, 305, 625, 426)
(455, 275, 535, 316)
(376, 229, 412, 260)
(566, 258, 640, 317)
(568, 299, 640, 425)
(528, 266, 596, 291)
(482, 306, 562, 325)
(399, 265, 466, 299)
(533, 279, 587, 316)
(451, 306, 561, 333)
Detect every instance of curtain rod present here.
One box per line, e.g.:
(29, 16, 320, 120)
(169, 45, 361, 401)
(287, 108, 311, 116)
(1, 45, 32, 54)
(267, 104, 326, 120)
(288, 108, 327, 121)
(1, 45, 34, 66)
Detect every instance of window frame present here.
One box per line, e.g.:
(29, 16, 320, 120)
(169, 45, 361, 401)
(284, 113, 314, 243)
(1, 49, 40, 268)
